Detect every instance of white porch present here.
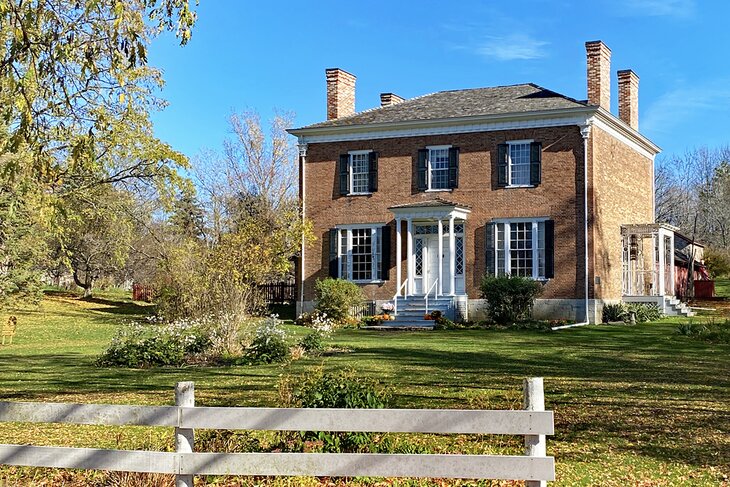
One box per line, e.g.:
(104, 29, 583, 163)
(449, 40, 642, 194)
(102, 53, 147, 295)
(390, 200, 471, 303)
(621, 223, 677, 298)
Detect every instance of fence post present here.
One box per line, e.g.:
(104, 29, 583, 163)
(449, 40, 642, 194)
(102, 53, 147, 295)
(175, 382, 195, 487)
(524, 377, 546, 487)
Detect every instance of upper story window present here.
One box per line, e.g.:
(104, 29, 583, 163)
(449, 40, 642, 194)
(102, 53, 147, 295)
(497, 140, 542, 188)
(339, 151, 378, 195)
(486, 219, 554, 280)
(429, 147, 450, 190)
(416, 146, 459, 191)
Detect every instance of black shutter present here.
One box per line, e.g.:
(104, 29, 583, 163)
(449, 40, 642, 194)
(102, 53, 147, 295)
(544, 220, 554, 279)
(368, 151, 378, 192)
(530, 142, 542, 186)
(416, 149, 428, 191)
(339, 154, 349, 195)
(329, 228, 339, 278)
(380, 225, 391, 280)
(497, 144, 508, 187)
(448, 147, 459, 189)
(485, 222, 496, 276)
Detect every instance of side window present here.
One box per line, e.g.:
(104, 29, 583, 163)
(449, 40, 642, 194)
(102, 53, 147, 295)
(339, 151, 378, 195)
(497, 141, 542, 188)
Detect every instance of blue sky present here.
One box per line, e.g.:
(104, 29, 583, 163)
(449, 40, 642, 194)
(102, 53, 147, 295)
(148, 0, 730, 161)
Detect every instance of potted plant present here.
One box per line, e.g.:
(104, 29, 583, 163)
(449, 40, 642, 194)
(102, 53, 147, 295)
(381, 302, 395, 319)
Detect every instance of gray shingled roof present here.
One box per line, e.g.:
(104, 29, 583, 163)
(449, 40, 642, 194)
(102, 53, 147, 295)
(296, 83, 587, 130)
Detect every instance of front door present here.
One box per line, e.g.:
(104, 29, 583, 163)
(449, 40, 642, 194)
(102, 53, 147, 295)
(413, 235, 448, 296)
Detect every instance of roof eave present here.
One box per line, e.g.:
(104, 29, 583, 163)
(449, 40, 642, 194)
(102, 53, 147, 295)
(287, 106, 596, 137)
(592, 107, 661, 155)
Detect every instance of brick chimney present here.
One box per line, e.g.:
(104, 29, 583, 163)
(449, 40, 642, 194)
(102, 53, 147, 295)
(380, 93, 404, 107)
(617, 69, 639, 130)
(585, 40, 611, 110)
(326, 68, 356, 120)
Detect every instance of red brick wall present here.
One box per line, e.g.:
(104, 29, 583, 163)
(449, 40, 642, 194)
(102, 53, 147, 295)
(302, 126, 588, 302)
(589, 126, 654, 300)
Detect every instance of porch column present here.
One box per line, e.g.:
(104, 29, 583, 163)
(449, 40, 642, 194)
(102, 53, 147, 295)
(396, 218, 402, 296)
(669, 232, 676, 296)
(407, 219, 414, 296)
(657, 230, 666, 296)
(437, 219, 443, 296)
(449, 216, 456, 296)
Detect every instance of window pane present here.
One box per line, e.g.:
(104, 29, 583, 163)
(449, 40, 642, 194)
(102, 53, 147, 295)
(351, 228, 373, 280)
(509, 143, 531, 186)
(455, 236, 464, 275)
(429, 148, 449, 189)
(509, 222, 533, 277)
(351, 153, 370, 193)
(415, 238, 423, 277)
(340, 229, 348, 278)
(537, 222, 545, 278)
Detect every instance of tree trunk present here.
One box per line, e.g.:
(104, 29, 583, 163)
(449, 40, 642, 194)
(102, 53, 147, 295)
(72, 268, 93, 298)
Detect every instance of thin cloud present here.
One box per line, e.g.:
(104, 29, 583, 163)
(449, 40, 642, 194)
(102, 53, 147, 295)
(616, 0, 695, 18)
(475, 34, 549, 61)
(643, 82, 730, 135)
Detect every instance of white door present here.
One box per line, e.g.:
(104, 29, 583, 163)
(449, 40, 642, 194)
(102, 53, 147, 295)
(424, 235, 449, 296)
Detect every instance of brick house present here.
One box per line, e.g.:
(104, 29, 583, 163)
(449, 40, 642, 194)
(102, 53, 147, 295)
(288, 40, 687, 324)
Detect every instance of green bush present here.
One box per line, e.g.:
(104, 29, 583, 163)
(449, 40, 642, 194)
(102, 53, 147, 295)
(245, 316, 290, 364)
(314, 278, 364, 324)
(480, 275, 543, 324)
(704, 248, 730, 278)
(280, 369, 389, 453)
(676, 320, 730, 344)
(602, 303, 662, 323)
(602, 303, 628, 322)
(97, 318, 211, 368)
(297, 330, 327, 354)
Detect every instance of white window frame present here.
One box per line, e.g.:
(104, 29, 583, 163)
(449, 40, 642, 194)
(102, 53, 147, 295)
(336, 223, 383, 283)
(348, 150, 373, 195)
(490, 217, 548, 280)
(426, 145, 452, 192)
(506, 139, 534, 188)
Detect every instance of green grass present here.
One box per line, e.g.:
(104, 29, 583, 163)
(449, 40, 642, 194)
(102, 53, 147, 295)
(715, 277, 730, 298)
(1, 291, 729, 486)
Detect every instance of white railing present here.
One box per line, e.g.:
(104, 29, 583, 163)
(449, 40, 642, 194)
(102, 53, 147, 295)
(0, 379, 555, 486)
(425, 278, 439, 316)
(393, 278, 408, 316)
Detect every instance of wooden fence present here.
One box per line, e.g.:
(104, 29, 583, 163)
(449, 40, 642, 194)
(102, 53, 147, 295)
(131, 283, 154, 302)
(0, 379, 554, 487)
(258, 281, 295, 304)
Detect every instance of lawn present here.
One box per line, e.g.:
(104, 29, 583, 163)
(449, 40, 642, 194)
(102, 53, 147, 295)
(1, 290, 729, 486)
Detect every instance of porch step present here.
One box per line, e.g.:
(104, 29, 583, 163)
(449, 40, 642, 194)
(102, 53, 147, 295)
(392, 296, 454, 327)
(663, 297, 695, 317)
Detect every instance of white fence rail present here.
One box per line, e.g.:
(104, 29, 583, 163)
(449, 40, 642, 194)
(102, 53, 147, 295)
(0, 378, 555, 486)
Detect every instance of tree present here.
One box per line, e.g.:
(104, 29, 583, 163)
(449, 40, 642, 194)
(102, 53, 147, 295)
(0, 1, 199, 306)
(62, 186, 135, 298)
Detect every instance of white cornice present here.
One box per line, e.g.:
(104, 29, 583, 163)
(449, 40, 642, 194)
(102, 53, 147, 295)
(289, 106, 661, 160)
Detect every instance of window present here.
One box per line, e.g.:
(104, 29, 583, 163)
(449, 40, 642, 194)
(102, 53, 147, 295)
(339, 151, 377, 195)
(509, 142, 531, 186)
(497, 141, 542, 188)
(429, 147, 449, 190)
(417, 146, 459, 191)
(350, 153, 370, 194)
(487, 220, 552, 279)
(334, 226, 387, 282)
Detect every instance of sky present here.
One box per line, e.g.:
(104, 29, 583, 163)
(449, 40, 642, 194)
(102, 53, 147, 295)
(148, 0, 730, 162)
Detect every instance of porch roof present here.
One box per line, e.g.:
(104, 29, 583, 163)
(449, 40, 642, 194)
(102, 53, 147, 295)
(621, 222, 679, 236)
(389, 198, 471, 220)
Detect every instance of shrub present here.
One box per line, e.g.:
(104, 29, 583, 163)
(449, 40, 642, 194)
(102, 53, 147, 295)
(602, 303, 662, 323)
(625, 303, 663, 322)
(97, 317, 211, 368)
(480, 275, 543, 324)
(314, 278, 364, 325)
(245, 316, 290, 364)
(279, 369, 390, 453)
(602, 303, 627, 323)
(676, 319, 730, 344)
(704, 248, 730, 278)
